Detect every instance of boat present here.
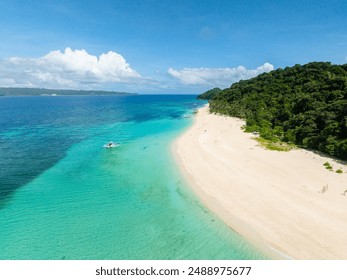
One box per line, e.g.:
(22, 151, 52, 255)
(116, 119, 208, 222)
(103, 142, 119, 148)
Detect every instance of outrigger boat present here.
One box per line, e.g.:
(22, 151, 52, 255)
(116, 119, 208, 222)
(103, 141, 119, 148)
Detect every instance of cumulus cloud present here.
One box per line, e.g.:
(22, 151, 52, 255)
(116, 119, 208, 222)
(168, 63, 274, 88)
(0, 48, 142, 89)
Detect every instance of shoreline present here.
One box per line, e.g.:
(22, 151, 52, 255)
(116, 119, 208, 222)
(173, 105, 347, 259)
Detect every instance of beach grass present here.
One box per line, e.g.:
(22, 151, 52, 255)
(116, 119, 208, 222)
(253, 137, 295, 152)
(323, 161, 333, 171)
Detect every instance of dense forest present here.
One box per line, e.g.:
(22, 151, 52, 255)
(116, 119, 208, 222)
(197, 87, 222, 100)
(198, 62, 347, 160)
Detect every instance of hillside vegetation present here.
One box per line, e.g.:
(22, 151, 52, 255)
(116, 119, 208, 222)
(198, 62, 347, 160)
(197, 87, 222, 100)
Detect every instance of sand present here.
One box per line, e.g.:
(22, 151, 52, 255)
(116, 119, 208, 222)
(173, 105, 347, 259)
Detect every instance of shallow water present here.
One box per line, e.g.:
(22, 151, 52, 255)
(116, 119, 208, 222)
(0, 95, 267, 259)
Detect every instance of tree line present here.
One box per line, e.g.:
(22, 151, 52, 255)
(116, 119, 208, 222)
(198, 62, 347, 160)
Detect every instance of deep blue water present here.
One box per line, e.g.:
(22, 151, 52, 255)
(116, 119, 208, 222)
(0, 95, 198, 205)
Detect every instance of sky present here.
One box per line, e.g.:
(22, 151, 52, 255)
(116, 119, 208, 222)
(0, 0, 347, 94)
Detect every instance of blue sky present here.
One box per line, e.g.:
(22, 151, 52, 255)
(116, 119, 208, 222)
(0, 0, 347, 93)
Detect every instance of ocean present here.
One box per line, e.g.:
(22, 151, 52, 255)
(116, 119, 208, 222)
(0, 95, 266, 259)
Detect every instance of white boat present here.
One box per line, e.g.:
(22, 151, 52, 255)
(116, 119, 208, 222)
(103, 142, 119, 148)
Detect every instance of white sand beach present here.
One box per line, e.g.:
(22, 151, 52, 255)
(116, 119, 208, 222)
(174, 105, 347, 259)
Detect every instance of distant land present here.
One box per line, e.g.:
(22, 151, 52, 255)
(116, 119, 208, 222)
(0, 87, 137, 97)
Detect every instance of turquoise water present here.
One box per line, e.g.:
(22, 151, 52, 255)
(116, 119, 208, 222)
(0, 95, 267, 259)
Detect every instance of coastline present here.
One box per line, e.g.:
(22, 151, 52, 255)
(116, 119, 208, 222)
(173, 105, 347, 259)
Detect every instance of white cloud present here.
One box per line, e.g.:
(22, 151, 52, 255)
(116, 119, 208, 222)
(168, 63, 274, 88)
(0, 49, 275, 93)
(0, 48, 143, 89)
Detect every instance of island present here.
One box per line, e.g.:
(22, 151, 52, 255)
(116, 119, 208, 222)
(0, 87, 137, 97)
